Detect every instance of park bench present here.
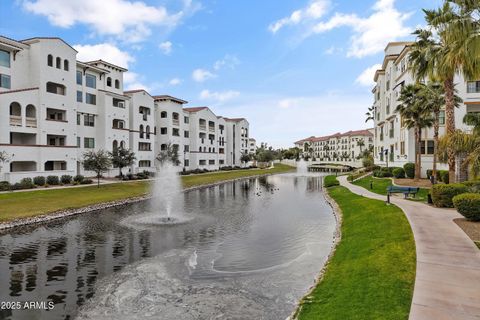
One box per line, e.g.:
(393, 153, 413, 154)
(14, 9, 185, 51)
(386, 185, 420, 203)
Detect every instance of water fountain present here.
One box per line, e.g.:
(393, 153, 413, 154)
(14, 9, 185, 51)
(296, 159, 308, 175)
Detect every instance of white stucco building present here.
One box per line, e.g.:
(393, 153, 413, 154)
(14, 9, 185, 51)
(0, 36, 251, 183)
(372, 42, 478, 177)
(294, 129, 374, 165)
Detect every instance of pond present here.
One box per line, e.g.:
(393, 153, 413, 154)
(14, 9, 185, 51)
(0, 173, 336, 320)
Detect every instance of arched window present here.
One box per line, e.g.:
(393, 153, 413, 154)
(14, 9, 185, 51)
(64, 60, 69, 71)
(47, 54, 53, 67)
(161, 111, 167, 118)
(161, 144, 167, 151)
(146, 125, 150, 139)
(113, 140, 118, 151)
(115, 79, 120, 89)
(26, 104, 36, 118)
(139, 125, 144, 138)
(9, 102, 21, 116)
(120, 141, 125, 149)
(56, 57, 61, 69)
(107, 77, 112, 87)
(199, 146, 202, 152)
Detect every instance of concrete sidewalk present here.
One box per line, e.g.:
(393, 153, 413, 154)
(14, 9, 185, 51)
(337, 175, 480, 320)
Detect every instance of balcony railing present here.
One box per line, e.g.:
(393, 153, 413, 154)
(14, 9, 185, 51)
(199, 125, 206, 131)
(209, 126, 215, 133)
(10, 115, 22, 126)
(173, 119, 180, 126)
(26, 117, 37, 128)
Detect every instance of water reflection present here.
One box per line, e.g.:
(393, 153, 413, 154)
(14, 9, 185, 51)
(0, 174, 334, 320)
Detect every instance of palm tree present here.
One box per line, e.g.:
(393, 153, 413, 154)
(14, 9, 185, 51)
(396, 84, 434, 181)
(365, 105, 375, 123)
(356, 139, 365, 153)
(409, 1, 480, 183)
(438, 129, 480, 179)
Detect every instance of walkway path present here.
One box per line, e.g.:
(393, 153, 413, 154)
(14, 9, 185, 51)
(338, 175, 480, 320)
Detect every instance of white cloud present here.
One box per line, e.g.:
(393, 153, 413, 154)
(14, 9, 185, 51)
(213, 54, 240, 71)
(356, 64, 382, 87)
(311, 0, 412, 57)
(269, 0, 330, 33)
(192, 69, 216, 82)
(199, 89, 240, 103)
(159, 41, 172, 55)
(123, 72, 151, 91)
(22, 0, 200, 43)
(169, 78, 182, 86)
(73, 43, 135, 68)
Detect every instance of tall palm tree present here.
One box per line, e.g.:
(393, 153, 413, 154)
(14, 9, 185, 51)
(438, 129, 480, 179)
(396, 84, 434, 181)
(365, 105, 375, 123)
(409, 1, 480, 183)
(357, 139, 365, 153)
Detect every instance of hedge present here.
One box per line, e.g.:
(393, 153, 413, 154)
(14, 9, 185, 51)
(403, 163, 415, 179)
(392, 167, 405, 179)
(453, 193, 480, 221)
(33, 176, 46, 186)
(47, 175, 60, 185)
(431, 184, 468, 208)
(61, 175, 72, 184)
(462, 181, 480, 193)
(324, 175, 340, 188)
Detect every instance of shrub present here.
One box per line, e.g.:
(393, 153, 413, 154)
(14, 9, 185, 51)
(392, 167, 405, 179)
(33, 176, 46, 186)
(61, 175, 72, 184)
(136, 172, 148, 180)
(440, 171, 449, 184)
(324, 175, 340, 188)
(80, 179, 93, 185)
(362, 156, 374, 169)
(0, 181, 10, 191)
(19, 178, 35, 189)
(47, 175, 60, 185)
(10, 183, 23, 191)
(73, 175, 85, 183)
(431, 184, 468, 208)
(462, 181, 480, 193)
(373, 167, 393, 178)
(453, 193, 480, 221)
(403, 163, 415, 179)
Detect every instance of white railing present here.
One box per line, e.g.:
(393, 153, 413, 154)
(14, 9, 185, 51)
(26, 117, 37, 128)
(199, 125, 206, 131)
(172, 119, 180, 126)
(209, 127, 215, 133)
(10, 115, 21, 126)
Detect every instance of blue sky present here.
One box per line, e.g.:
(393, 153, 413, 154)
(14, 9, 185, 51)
(0, 0, 441, 147)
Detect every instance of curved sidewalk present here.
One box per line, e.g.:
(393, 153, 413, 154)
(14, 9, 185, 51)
(338, 176, 480, 320)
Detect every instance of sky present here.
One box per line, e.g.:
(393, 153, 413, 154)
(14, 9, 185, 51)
(0, 0, 442, 147)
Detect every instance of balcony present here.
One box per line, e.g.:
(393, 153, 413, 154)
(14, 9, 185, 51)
(26, 117, 37, 128)
(173, 119, 180, 126)
(10, 115, 21, 126)
(209, 126, 215, 133)
(199, 125, 207, 131)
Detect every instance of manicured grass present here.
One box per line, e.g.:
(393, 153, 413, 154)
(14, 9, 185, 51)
(297, 178, 416, 320)
(353, 176, 430, 202)
(0, 164, 294, 222)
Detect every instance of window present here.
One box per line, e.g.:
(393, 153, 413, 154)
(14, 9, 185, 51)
(77, 113, 81, 125)
(77, 137, 81, 147)
(184, 131, 189, 138)
(0, 74, 10, 89)
(64, 60, 69, 71)
(0, 50, 10, 68)
(76, 71, 82, 85)
(467, 81, 480, 93)
(115, 79, 120, 89)
(439, 111, 445, 125)
(139, 125, 144, 138)
(209, 160, 215, 165)
(199, 160, 206, 165)
(86, 74, 96, 89)
(107, 77, 112, 87)
(161, 144, 167, 151)
(86, 93, 96, 105)
(77, 90, 83, 102)
(184, 145, 189, 152)
(84, 138, 95, 149)
(184, 116, 189, 124)
(161, 111, 167, 118)
(172, 128, 180, 136)
(84, 114, 95, 127)
(427, 140, 434, 155)
(55, 57, 61, 69)
(139, 160, 151, 167)
(160, 127, 167, 135)
(146, 125, 150, 139)
(219, 160, 224, 165)
(138, 142, 151, 151)
(47, 54, 53, 67)
(184, 159, 189, 167)
(46, 82, 65, 95)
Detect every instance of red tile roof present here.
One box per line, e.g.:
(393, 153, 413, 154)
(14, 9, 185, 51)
(294, 129, 373, 144)
(153, 95, 188, 104)
(183, 106, 208, 112)
(0, 87, 39, 95)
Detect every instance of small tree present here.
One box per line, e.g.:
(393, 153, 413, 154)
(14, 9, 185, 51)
(83, 150, 112, 187)
(240, 152, 251, 166)
(157, 143, 180, 166)
(109, 147, 136, 177)
(0, 151, 10, 179)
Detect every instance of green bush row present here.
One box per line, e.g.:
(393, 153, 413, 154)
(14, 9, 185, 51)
(324, 175, 340, 188)
(453, 193, 480, 221)
(0, 175, 93, 191)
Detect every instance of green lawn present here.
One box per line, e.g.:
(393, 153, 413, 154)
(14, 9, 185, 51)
(0, 164, 294, 222)
(353, 176, 430, 202)
(297, 178, 416, 320)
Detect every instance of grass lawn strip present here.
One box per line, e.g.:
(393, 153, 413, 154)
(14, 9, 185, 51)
(296, 177, 415, 320)
(353, 176, 430, 202)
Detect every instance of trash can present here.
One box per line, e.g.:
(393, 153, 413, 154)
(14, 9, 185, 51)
(427, 193, 433, 204)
